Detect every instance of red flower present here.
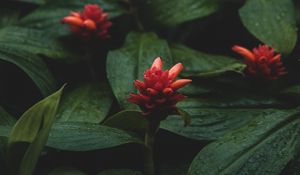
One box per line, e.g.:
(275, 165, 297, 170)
(62, 4, 112, 39)
(128, 57, 192, 118)
(232, 44, 287, 80)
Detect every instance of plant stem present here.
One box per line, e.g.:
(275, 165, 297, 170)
(144, 120, 159, 175)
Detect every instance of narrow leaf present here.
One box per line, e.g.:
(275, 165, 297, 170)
(7, 86, 64, 175)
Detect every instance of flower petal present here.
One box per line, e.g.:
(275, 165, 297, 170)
(62, 16, 83, 26)
(169, 63, 183, 80)
(151, 57, 163, 70)
(171, 79, 192, 90)
(232, 45, 255, 61)
(83, 19, 97, 30)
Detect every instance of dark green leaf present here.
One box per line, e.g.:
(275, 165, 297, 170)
(171, 44, 245, 77)
(187, 109, 300, 175)
(0, 45, 57, 96)
(139, 0, 220, 26)
(103, 110, 147, 133)
(48, 167, 87, 175)
(56, 83, 113, 123)
(107, 32, 172, 109)
(14, 0, 45, 4)
(97, 169, 143, 175)
(239, 0, 297, 54)
(47, 122, 143, 151)
(0, 106, 16, 126)
(160, 97, 284, 140)
(7, 86, 64, 175)
(0, 26, 77, 60)
(282, 84, 300, 95)
(0, 7, 19, 28)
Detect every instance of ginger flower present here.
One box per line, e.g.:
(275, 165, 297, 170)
(232, 44, 286, 80)
(128, 57, 192, 119)
(62, 4, 112, 39)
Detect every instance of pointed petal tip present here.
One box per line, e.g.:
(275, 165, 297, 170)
(151, 57, 163, 70)
(170, 79, 192, 90)
(169, 63, 184, 80)
(232, 45, 255, 61)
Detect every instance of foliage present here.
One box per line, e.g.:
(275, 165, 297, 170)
(1, 0, 300, 174)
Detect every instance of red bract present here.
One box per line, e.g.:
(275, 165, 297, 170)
(232, 44, 287, 80)
(128, 57, 192, 118)
(62, 4, 112, 39)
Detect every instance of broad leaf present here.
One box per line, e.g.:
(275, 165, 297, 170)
(97, 169, 143, 175)
(103, 110, 147, 133)
(171, 44, 245, 77)
(14, 0, 45, 4)
(0, 45, 57, 96)
(106, 32, 172, 109)
(239, 0, 297, 54)
(47, 122, 142, 151)
(138, 0, 220, 26)
(56, 83, 113, 123)
(0, 26, 77, 60)
(48, 167, 87, 175)
(7, 86, 64, 175)
(20, 0, 126, 35)
(160, 97, 284, 140)
(0, 7, 19, 28)
(187, 109, 300, 175)
(281, 84, 300, 97)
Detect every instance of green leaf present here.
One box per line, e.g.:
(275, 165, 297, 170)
(107, 32, 173, 109)
(20, 0, 126, 35)
(0, 45, 57, 96)
(56, 83, 113, 123)
(97, 169, 143, 175)
(171, 44, 246, 77)
(7, 86, 64, 175)
(48, 167, 87, 175)
(187, 109, 300, 175)
(47, 122, 143, 151)
(0, 106, 16, 126)
(0, 7, 19, 28)
(0, 26, 77, 60)
(138, 0, 220, 26)
(160, 97, 284, 140)
(281, 84, 300, 96)
(239, 0, 297, 54)
(103, 110, 147, 133)
(15, 0, 46, 5)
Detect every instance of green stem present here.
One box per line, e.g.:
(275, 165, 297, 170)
(144, 120, 159, 175)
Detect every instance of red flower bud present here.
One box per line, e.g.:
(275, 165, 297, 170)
(128, 57, 192, 118)
(61, 4, 112, 39)
(232, 44, 287, 80)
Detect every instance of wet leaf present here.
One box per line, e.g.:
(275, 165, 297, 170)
(187, 109, 300, 175)
(56, 83, 113, 123)
(47, 122, 143, 151)
(171, 44, 245, 77)
(239, 0, 297, 54)
(138, 0, 220, 26)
